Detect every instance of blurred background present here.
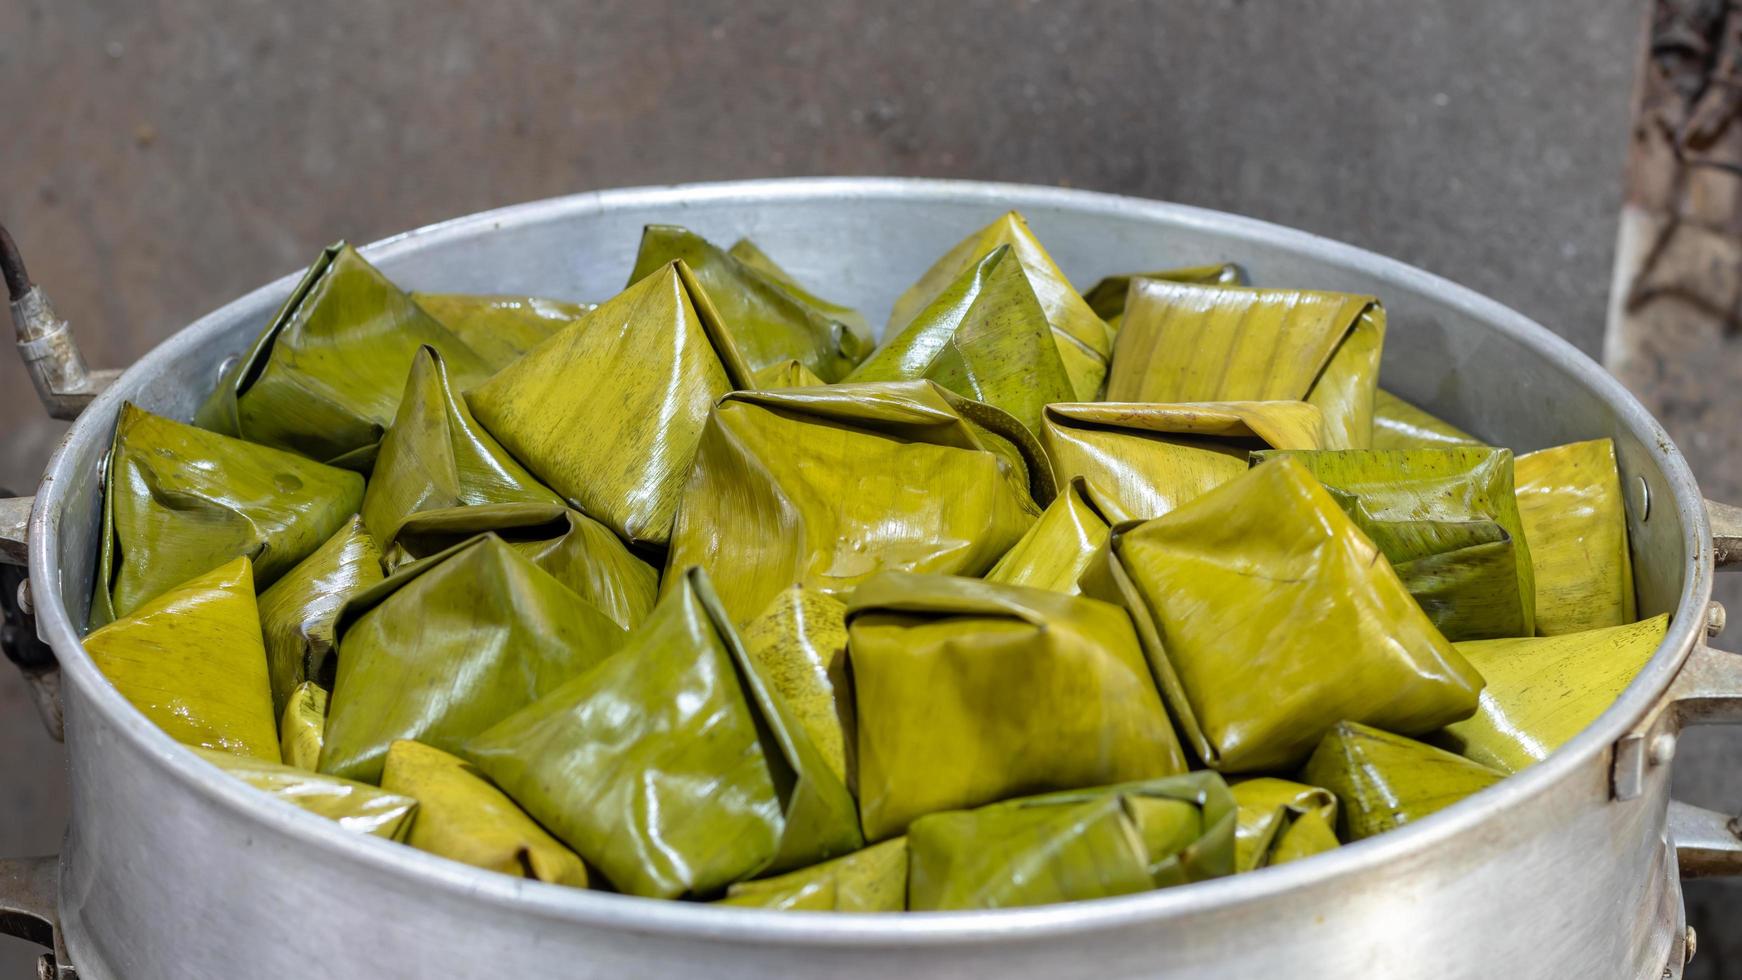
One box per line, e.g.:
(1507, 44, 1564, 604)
(9, 0, 1742, 976)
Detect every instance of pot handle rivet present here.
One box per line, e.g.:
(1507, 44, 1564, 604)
(1650, 733, 1678, 767)
(1708, 602, 1726, 638)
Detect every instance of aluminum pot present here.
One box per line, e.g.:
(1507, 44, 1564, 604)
(3, 178, 1741, 980)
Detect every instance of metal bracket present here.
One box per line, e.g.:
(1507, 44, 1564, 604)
(0, 856, 76, 979)
(1710, 497, 1742, 568)
(1618, 642, 1742, 799)
(0, 495, 60, 740)
(2, 223, 116, 422)
(0, 494, 29, 566)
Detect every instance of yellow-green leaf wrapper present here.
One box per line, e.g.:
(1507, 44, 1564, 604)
(1372, 389, 1483, 449)
(1302, 721, 1503, 840)
(1081, 262, 1247, 333)
(411, 292, 593, 371)
(196, 747, 416, 840)
(257, 514, 382, 717)
(984, 476, 1131, 594)
(1229, 777, 1339, 872)
(279, 681, 328, 770)
(741, 587, 853, 787)
(1515, 438, 1636, 634)
(719, 838, 908, 912)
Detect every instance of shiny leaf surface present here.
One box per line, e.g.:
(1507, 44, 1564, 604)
(1302, 721, 1503, 840)
(719, 838, 908, 912)
(740, 587, 853, 787)
(1081, 262, 1247, 333)
(279, 681, 328, 770)
(196, 747, 416, 840)
(727, 237, 875, 351)
(1515, 438, 1636, 634)
(257, 514, 382, 716)
(1372, 389, 1483, 450)
(1229, 777, 1339, 872)
(411, 292, 594, 371)
(984, 476, 1131, 594)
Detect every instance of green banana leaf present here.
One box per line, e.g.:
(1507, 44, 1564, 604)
(888, 211, 1112, 400)
(984, 476, 1132, 594)
(1251, 447, 1536, 640)
(848, 573, 1184, 840)
(1229, 777, 1339, 872)
(280, 681, 328, 770)
(467, 260, 756, 548)
(1440, 615, 1669, 773)
(1081, 456, 1483, 772)
(1268, 809, 1339, 864)
(195, 747, 416, 840)
(1301, 721, 1504, 840)
(380, 739, 590, 887)
(845, 244, 1075, 436)
(664, 380, 1050, 625)
(727, 237, 875, 351)
(751, 359, 828, 388)
(1042, 400, 1325, 520)
(194, 242, 492, 467)
(411, 292, 594, 371)
(629, 225, 868, 382)
(320, 534, 629, 783)
(1515, 438, 1637, 634)
(91, 403, 365, 627)
(1081, 262, 1247, 333)
(256, 514, 382, 718)
(1107, 280, 1384, 450)
(741, 587, 853, 787)
(719, 838, 908, 912)
(84, 557, 279, 760)
(465, 568, 863, 899)
(360, 346, 562, 546)
(1372, 389, 1483, 450)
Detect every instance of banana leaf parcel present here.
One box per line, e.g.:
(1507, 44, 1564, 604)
(195, 242, 492, 468)
(1251, 447, 1536, 640)
(280, 681, 328, 770)
(196, 747, 416, 840)
(1302, 721, 1504, 840)
(411, 292, 594, 371)
(466, 260, 756, 547)
(1440, 615, 1669, 773)
(629, 225, 869, 382)
(1042, 400, 1325, 520)
(1081, 262, 1247, 333)
(726, 237, 875, 351)
(741, 587, 853, 787)
(91, 403, 364, 627)
(664, 380, 1050, 625)
(1515, 438, 1637, 634)
(848, 573, 1185, 840)
(1107, 280, 1384, 450)
(465, 569, 863, 899)
(320, 534, 629, 783)
(845, 244, 1075, 435)
(1082, 456, 1483, 773)
(984, 476, 1132, 594)
(380, 739, 590, 888)
(257, 515, 383, 718)
(1372, 389, 1483, 450)
(751, 359, 828, 389)
(887, 211, 1113, 400)
(1229, 777, 1339, 872)
(719, 838, 908, 912)
(85, 557, 279, 760)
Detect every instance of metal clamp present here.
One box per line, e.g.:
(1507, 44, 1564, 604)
(2, 223, 117, 422)
(0, 856, 76, 978)
(1662, 635, 1742, 876)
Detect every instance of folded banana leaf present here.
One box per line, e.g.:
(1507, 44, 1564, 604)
(629, 225, 869, 382)
(1229, 777, 1339, 872)
(195, 242, 493, 467)
(320, 534, 629, 783)
(195, 747, 416, 840)
(741, 587, 852, 787)
(1515, 438, 1636, 634)
(411, 292, 594, 371)
(752, 358, 828, 388)
(888, 212, 1112, 400)
(280, 681, 328, 770)
(256, 515, 382, 717)
(464, 569, 863, 899)
(467, 260, 756, 547)
(727, 237, 875, 351)
(848, 572, 1183, 840)
(1302, 721, 1504, 840)
(360, 346, 562, 545)
(1081, 262, 1247, 332)
(845, 244, 1074, 436)
(380, 739, 590, 887)
(1440, 615, 1669, 773)
(1042, 400, 1325, 519)
(1251, 447, 1536, 640)
(664, 380, 1050, 625)
(1081, 457, 1483, 772)
(1372, 389, 1483, 450)
(84, 558, 278, 760)
(91, 403, 365, 626)
(1107, 280, 1384, 450)
(984, 476, 1131, 594)
(719, 838, 908, 912)
(1268, 809, 1339, 865)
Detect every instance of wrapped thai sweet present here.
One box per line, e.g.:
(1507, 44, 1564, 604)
(1372, 390, 1483, 450)
(848, 573, 1184, 840)
(664, 380, 1050, 625)
(726, 237, 875, 351)
(740, 587, 852, 786)
(718, 838, 908, 912)
(280, 681, 328, 770)
(411, 292, 593, 371)
(983, 476, 1131, 594)
(1514, 438, 1636, 634)
(196, 747, 416, 840)
(91, 403, 364, 626)
(1081, 262, 1247, 333)
(1229, 778, 1339, 872)
(465, 569, 862, 899)
(1302, 721, 1504, 840)
(256, 515, 382, 715)
(1082, 456, 1483, 772)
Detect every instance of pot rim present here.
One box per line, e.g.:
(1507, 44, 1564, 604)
(27, 176, 1713, 944)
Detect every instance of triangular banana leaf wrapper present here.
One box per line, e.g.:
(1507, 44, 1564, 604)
(1081, 262, 1247, 333)
(664, 380, 1051, 625)
(630, 226, 869, 382)
(1107, 280, 1384, 450)
(411, 292, 594, 371)
(984, 476, 1132, 594)
(1251, 447, 1536, 640)
(1372, 390, 1483, 450)
(1082, 457, 1483, 772)
(1440, 615, 1669, 773)
(91, 403, 365, 627)
(751, 359, 828, 389)
(464, 569, 863, 899)
(727, 237, 875, 351)
(1302, 721, 1504, 840)
(906, 773, 1235, 911)
(846, 244, 1075, 436)
(85, 558, 278, 760)
(1515, 439, 1637, 634)
(194, 747, 416, 840)
(847, 573, 1185, 840)
(257, 515, 382, 718)
(1042, 400, 1325, 520)
(741, 587, 853, 787)
(381, 740, 589, 888)
(280, 681, 328, 770)
(1229, 777, 1339, 872)
(467, 260, 756, 547)
(719, 838, 908, 912)
(320, 534, 629, 783)
(195, 242, 492, 467)
(888, 211, 1113, 400)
